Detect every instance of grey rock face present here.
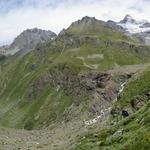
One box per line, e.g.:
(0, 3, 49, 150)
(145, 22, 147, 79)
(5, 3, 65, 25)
(0, 28, 57, 56)
(134, 31, 150, 45)
(107, 20, 126, 33)
(70, 16, 97, 27)
(119, 14, 137, 24)
(140, 22, 150, 28)
(107, 14, 150, 45)
(11, 28, 56, 49)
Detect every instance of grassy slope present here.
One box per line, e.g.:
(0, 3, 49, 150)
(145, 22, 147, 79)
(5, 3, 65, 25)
(0, 18, 150, 130)
(72, 69, 150, 150)
(116, 69, 150, 107)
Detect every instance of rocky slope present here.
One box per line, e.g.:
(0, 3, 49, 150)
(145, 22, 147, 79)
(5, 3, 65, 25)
(73, 68, 150, 150)
(0, 16, 150, 150)
(118, 14, 150, 34)
(0, 28, 56, 56)
(108, 14, 150, 45)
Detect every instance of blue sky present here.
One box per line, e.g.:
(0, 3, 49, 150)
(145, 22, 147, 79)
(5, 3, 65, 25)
(0, 0, 150, 45)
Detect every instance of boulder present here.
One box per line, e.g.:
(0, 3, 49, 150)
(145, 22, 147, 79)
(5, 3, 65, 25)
(96, 73, 112, 88)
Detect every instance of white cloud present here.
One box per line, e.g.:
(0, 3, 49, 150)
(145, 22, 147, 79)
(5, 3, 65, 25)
(0, 0, 150, 45)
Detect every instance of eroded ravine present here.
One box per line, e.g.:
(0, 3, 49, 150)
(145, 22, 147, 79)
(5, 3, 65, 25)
(0, 66, 136, 150)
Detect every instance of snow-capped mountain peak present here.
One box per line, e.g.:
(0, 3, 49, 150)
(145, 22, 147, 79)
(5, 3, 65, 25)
(117, 14, 150, 34)
(119, 14, 148, 25)
(119, 14, 136, 24)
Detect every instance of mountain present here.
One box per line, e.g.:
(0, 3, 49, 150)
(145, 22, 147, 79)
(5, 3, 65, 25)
(0, 28, 56, 56)
(107, 14, 150, 45)
(119, 14, 148, 25)
(118, 14, 150, 33)
(107, 20, 125, 33)
(119, 14, 137, 24)
(0, 16, 150, 149)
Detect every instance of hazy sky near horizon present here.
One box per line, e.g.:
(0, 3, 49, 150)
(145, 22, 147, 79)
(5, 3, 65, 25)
(0, 0, 150, 45)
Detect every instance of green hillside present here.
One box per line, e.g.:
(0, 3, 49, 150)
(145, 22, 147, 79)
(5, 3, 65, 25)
(0, 17, 150, 132)
(72, 69, 150, 150)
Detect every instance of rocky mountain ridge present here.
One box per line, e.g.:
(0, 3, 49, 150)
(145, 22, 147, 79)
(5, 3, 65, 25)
(117, 14, 150, 33)
(0, 28, 56, 56)
(108, 14, 150, 44)
(1, 15, 150, 58)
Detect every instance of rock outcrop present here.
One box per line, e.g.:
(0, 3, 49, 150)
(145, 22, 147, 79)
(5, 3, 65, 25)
(0, 28, 56, 56)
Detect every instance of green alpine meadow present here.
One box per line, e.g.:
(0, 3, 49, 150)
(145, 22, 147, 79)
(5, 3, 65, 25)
(0, 1, 150, 149)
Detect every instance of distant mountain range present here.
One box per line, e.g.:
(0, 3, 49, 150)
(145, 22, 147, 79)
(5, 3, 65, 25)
(1, 14, 150, 56)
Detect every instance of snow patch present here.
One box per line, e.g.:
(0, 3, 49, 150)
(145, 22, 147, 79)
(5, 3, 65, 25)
(118, 23, 150, 34)
(119, 82, 127, 95)
(84, 107, 111, 126)
(56, 85, 60, 92)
